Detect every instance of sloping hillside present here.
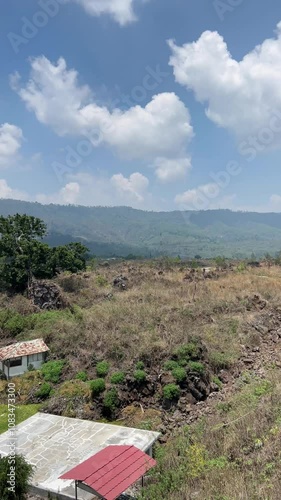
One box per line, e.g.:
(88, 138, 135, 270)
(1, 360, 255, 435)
(1, 199, 281, 257)
(2, 262, 281, 498)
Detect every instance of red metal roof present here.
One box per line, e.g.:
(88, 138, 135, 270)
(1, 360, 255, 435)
(60, 445, 156, 500)
(0, 339, 49, 361)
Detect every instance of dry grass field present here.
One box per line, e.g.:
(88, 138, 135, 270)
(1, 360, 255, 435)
(2, 261, 281, 498)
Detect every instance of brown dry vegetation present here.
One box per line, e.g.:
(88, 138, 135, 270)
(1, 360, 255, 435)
(2, 262, 281, 498)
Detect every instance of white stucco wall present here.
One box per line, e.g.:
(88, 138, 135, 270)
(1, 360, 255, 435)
(2, 352, 45, 378)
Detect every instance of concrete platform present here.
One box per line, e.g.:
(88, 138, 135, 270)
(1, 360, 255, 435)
(0, 413, 160, 499)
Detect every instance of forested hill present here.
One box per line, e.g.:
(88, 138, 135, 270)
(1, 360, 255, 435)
(1, 199, 281, 258)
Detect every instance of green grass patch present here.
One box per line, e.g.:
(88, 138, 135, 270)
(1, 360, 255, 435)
(0, 404, 41, 434)
(212, 375, 223, 389)
(96, 275, 108, 287)
(57, 380, 89, 398)
(208, 351, 233, 371)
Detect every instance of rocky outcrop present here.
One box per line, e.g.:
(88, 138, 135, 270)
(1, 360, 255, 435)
(28, 280, 67, 310)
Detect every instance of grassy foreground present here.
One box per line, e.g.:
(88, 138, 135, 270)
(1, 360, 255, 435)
(0, 404, 40, 434)
(1, 261, 281, 497)
(140, 368, 281, 499)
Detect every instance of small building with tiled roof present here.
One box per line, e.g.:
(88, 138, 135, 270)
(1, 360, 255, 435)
(0, 339, 49, 379)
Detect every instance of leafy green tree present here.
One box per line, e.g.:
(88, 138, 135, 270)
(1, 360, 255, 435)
(0, 454, 33, 499)
(0, 214, 48, 291)
(51, 243, 88, 275)
(0, 214, 88, 292)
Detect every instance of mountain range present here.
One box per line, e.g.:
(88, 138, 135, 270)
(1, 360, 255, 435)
(1, 199, 281, 258)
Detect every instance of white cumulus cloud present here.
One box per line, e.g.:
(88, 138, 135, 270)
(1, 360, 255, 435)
(111, 172, 149, 201)
(12, 56, 193, 180)
(0, 179, 28, 200)
(36, 182, 80, 205)
(168, 22, 281, 145)
(35, 171, 152, 208)
(66, 0, 145, 25)
(269, 194, 281, 211)
(175, 183, 236, 210)
(154, 157, 192, 182)
(0, 123, 23, 167)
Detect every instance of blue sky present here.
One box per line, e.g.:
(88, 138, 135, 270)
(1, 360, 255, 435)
(1, 0, 281, 211)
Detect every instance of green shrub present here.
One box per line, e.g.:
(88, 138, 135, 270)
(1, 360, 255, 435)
(96, 275, 108, 287)
(217, 402, 232, 413)
(41, 360, 65, 383)
(172, 367, 186, 383)
(35, 382, 52, 399)
(212, 375, 223, 389)
(110, 372, 125, 384)
(164, 360, 179, 371)
(175, 342, 200, 362)
(188, 362, 205, 375)
(163, 383, 180, 400)
(1, 311, 36, 336)
(178, 358, 188, 367)
(134, 370, 147, 383)
(254, 380, 272, 397)
(0, 309, 14, 329)
(237, 262, 247, 272)
(15, 309, 75, 337)
(209, 352, 231, 371)
(75, 371, 88, 382)
(103, 388, 119, 413)
(90, 378, 106, 397)
(0, 454, 34, 499)
(136, 361, 145, 370)
(96, 361, 110, 377)
(71, 305, 84, 321)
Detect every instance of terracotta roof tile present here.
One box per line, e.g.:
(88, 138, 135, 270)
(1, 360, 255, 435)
(0, 339, 49, 361)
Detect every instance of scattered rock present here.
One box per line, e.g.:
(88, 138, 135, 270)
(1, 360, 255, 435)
(218, 370, 231, 384)
(246, 294, 268, 311)
(113, 275, 128, 290)
(243, 358, 254, 365)
(254, 324, 269, 335)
